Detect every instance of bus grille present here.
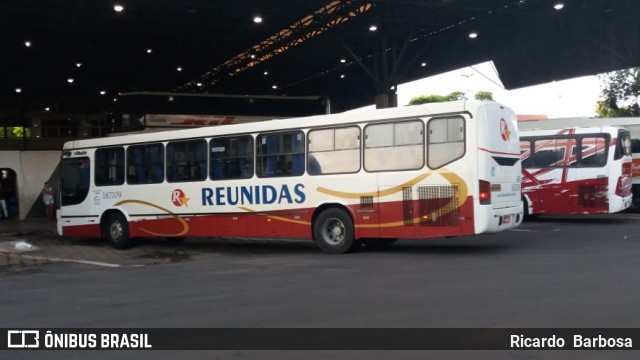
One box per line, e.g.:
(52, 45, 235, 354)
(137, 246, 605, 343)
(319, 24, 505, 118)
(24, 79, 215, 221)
(418, 185, 459, 227)
(403, 187, 413, 226)
(360, 196, 374, 208)
(492, 156, 519, 166)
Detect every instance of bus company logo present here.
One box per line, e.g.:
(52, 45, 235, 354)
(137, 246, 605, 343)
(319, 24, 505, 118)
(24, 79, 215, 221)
(7, 330, 40, 348)
(500, 118, 511, 141)
(171, 189, 190, 208)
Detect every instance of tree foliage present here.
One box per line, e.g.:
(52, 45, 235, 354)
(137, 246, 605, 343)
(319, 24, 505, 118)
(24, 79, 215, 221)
(597, 67, 640, 117)
(408, 90, 493, 105)
(474, 91, 494, 100)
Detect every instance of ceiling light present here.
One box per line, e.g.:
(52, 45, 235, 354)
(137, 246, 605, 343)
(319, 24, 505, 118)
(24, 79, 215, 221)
(340, 59, 346, 63)
(76, 62, 82, 68)
(177, 66, 182, 72)
(99, 90, 106, 95)
(67, 78, 74, 84)
(468, 32, 478, 39)
(554, 3, 564, 10)
(369, 25, 378, 32)
(15, 88, 22, 93)
(45, 107, 51, 111)
(24, 41, 32, 47)
(272, 85, 278, 89)
(340, 74, 345, 79)
(146, 48, 153, 54)
(421, 62, 427, 67)
(253, 16, 263, 24)
(196, 82, 202, 87)
(263, 71, 269, 76)
(114, 4, 124, 12)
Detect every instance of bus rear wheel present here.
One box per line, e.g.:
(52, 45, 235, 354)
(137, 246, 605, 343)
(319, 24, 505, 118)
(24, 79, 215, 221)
(104, 212, 132, 249)
(313, 208, 355, 254)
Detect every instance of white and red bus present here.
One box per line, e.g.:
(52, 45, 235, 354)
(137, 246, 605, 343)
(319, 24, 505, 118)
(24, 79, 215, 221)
(519, 126, 633, 216)
(520, 116, 640, 209)
(58, 100, 523, 253)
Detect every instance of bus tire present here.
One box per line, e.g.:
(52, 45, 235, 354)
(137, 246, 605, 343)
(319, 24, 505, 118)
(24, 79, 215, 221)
(104, 212, 132, 249)
(313, 208, 355, 254)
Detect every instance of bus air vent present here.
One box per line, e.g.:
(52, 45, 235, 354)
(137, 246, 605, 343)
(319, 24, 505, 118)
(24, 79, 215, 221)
(492, 156, 519, 166)
(418, 185, 459, 227)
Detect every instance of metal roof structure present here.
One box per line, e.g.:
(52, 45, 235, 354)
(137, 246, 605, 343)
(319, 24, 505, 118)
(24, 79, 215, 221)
(1, 0, 639, 114)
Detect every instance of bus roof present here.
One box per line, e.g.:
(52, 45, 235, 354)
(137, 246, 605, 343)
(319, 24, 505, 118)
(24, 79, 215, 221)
(63, 100, 504, 150)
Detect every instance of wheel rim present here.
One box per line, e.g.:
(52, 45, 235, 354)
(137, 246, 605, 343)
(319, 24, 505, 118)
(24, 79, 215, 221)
(321, 217, 345, 246)
(109, 221, 123, 242)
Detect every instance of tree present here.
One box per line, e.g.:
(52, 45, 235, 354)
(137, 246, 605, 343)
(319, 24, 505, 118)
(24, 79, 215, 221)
(597, 67, 640, 117)
(474, 91, 494, 101)
(408, 90, 493, 105)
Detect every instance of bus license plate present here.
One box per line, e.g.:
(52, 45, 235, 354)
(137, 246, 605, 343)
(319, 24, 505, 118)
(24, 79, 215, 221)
(503, 215, 511, 224)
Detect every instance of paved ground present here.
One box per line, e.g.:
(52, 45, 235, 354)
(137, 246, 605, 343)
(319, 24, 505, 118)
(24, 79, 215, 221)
(1, 212, 639, 359)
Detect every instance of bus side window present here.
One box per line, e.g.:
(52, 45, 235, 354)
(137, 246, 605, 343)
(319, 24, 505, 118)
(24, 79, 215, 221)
(127, 143, 164, 184)
(308, 126, 360, 175)
(95, 147, 124, 186)
(210, 135, 253, 180)
(579, 136, 606, 167)
(427, 117, 464, 169)
(167, 139, 206, 182)
(257, 132, 304, 178)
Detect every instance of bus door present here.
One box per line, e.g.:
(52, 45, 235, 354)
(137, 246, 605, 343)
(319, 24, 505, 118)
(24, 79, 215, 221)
(527, 137, 578, 213)
(573, 135, 609, 212)
(59, 153, 95, 236)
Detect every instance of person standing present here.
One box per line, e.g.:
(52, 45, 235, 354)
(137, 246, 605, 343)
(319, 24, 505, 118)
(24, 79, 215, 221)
(42, 181, 55, 220)
(0, 182, 8, 220)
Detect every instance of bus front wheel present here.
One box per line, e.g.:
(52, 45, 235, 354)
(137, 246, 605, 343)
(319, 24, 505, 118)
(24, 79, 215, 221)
(104, 212, 132, 249)
(313, 208, 355, 254)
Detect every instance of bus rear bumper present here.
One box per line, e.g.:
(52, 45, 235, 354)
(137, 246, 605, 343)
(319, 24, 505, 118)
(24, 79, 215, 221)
(476, 203, 523, 233)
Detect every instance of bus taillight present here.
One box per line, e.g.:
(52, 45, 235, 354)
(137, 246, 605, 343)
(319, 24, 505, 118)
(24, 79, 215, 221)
(479, 180, 492, 205)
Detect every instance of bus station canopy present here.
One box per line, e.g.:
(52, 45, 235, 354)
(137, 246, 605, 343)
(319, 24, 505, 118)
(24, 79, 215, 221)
(1, 0, 639, 113)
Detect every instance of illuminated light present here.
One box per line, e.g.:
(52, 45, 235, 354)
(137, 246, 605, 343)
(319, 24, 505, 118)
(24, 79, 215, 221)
(272, 85, 278, 89)
(45, 107, 50, 111)
(76, 62, 82, 68)
(24, 41, 32, 47)
(263, 71, 269, 75)
(468, 32, 478, 39)
(554, 3, 564, 10)
(176, 66, 182, 72)
(113, 98, 117, 102)
(369, 25, 378, 31)
(67, 78, 74, 84)
(15, 88, 22, 93)
(146, 48, 153, 54)
(340, 74, 345, 79)
(114, 4, 124, 12)
(479, 180, 491, 205)
(253, 16, 263, 24)
(99, 90, 106, 95)
(196, 82, 202, 87)
(340, 58, 346, 63)
(250, 54, 256, 59)
(168, 96, 174, 102)
(421, 62, 427, 67)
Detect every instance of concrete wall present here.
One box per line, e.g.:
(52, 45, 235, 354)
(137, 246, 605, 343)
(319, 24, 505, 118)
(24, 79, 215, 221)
(1, 150, 61, 219)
